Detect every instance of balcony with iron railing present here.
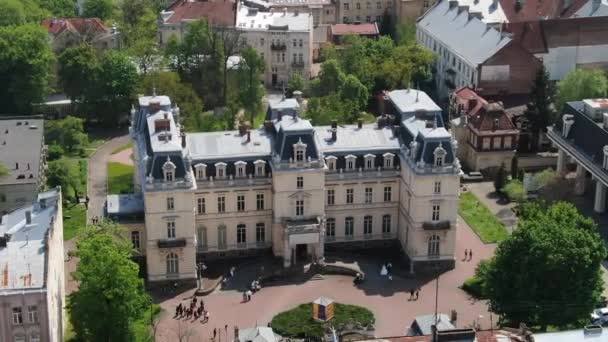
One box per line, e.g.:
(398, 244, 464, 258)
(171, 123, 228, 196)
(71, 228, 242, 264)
(291, 60, 305, 68)
(270, 42, 287, 50)
(157, 238, 187, 248)
(325, 166, 400, 181)
(325, 233, 394, 243)
(197, 241, 272, 253)
(196, 174, 272, 189)
(422, 220, 451, 230)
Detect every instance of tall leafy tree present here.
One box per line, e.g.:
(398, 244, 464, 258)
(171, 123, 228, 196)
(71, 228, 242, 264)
(555, 68, 608, 111)
(68, 221, 150, 341)
(120, 0, 158, 74)
(0, 0, 26, 26)
(237, 46, 265, 124)
(521, 64, 555, 151)
(313, 59, 346, 96)
(287, 73, 306, 97)
(47, 158, 84, 202)
(58, 44, 99, 103)
(82, 0, 114, 20)
(94, 50, 138, 124)
(0, 24, 54, 114)
(482, 202, 606, 329)
(380, 43, 434, 90)
(341, 74, 368, 119)
(38, 0, 78, 17)
(493, 163, 508, 194)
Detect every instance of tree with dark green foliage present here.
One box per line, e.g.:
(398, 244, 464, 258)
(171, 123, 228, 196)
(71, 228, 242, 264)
(237, 46, 265, 124)
(521, 64, 555, 152)
(379, 10, 394, 36)
(0, 24, 54, 114)
(82, 0, 114, 20)
(555, 68, 608, 112)
(481, 202, 606, 330)
(68, 221, 150, 342)
(120, 0, 158, 74)
(47, 158, 84, 202)
(312, 59, 346, 96)
(0, 0, 52, 26)
(58, 44, 99, 103)
(395, 23, 416, 46)
(493, 163, 508, 194)
(45, 116, 89, 154)
(287, 73, 306, 97)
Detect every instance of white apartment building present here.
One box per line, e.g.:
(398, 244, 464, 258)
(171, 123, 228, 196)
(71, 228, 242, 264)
(267, 0, 337, 26)
(0, 188, 65, 342)
(236, 6, 313, 87)
(130, 89, 460, 284)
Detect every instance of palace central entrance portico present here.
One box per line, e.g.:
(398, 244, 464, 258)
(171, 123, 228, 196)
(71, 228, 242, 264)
(282, 218, 325, 267)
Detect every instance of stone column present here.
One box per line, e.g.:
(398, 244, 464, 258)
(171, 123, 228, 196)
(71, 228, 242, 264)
(283, 236, 291, 268)
(556, 149, 567, 176)
(594, 180, 607, 214)
(574, 164, 587, 196)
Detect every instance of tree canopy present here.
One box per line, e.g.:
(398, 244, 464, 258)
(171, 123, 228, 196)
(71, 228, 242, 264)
(68, 221, 150, 341)
(237, 46, 265, 124)
(521, 64, 555, 152)
(482, 202, 606, 329)
(0, 24, 54, 114)
(45, 116, 89, 154)
(82, 0, 114, 20)
(555, 69, 608, 111)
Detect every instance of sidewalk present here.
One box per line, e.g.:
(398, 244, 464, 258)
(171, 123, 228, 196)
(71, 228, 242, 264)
(464, 182, 518, 233)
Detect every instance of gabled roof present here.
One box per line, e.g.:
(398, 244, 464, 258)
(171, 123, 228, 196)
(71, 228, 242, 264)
(453, 86, 488, 117)
(454, 87, 517, 133)
(417, 0, 511, 66)
(163, 0, 237, 26)
(330, 23, 379, 36)
(41, 18, 109, 37)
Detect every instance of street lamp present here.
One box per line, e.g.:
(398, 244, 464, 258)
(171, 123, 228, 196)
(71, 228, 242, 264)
(196, 261, 207, 292)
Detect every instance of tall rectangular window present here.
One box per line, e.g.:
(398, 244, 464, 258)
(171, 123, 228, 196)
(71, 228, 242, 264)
(237, 224, 246, 244)
(27, 306, 38, 323)
(256, 223, 265, 242)
(346, 188, 354, 204)
(297, 176, 304, 189)
(383, 186, 392, 202)
(296, 200, 304, 216)
(345, 217, 354, 237)
(504, 136, 512, 149)
(296, 150, 304, 161)
(217, 195, 225, 213)
(326, 218, 335, 238)
(327, 189, 335, 205)
(432, 204, 440, 221)
(364, 215, 372, 235)
(131, 231, 140, 249)
(197, 197, 206, 214)
(434, 181, 441, 194)
(167, 197, 174, 210)
(382, 215, 391, 233)
(237, 194, 245, 212)
(365, 187, 373, 204)
(12, 307, 23, 324)
(256, 193, 264, 210)
(167, 221, 176, 239)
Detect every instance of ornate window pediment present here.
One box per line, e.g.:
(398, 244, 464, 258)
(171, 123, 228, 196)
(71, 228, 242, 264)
(235, 160, 247, 178)
(383, 152, 394, 169)
(325, 155, 337, 171)
(215, 162, 227, 179)
(293, 138, 307, 162)
(254, 160, 266, 177)
(345, 155, 357, 171)
(162, 157, 176, 182)
(194, 163, 207, 180)
(433, 144, 447, 167)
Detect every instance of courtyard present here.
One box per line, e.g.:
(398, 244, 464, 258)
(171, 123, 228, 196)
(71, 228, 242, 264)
(152, 219, 497, 341)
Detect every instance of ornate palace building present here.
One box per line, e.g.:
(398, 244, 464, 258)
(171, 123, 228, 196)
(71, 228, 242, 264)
(130, 89, 461, 283)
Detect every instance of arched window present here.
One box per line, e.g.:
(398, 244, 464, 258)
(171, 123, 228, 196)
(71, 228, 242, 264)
(433, 144, 446, 167)
(428, 235, 440, 256)
(162, 157, 176, 182)
(166, 253, 179, 274)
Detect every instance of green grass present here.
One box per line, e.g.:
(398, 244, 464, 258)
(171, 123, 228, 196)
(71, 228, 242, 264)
(107, 162, 135, 195)
(111, 142, 134, 155)
(459, 192, 509, 243)
(133, 304, 162, 342)
(271, 303, 375, 338)
(63, 203, 87, 241)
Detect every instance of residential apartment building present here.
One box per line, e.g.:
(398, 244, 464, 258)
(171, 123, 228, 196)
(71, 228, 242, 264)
(393, 0, 436, 26)
(0, 117, 46, 215)
(236, 6, 313, 87)
(268, 0, 337, 26)
(338, 0, 393, 24)
(41, 18, 120, 52)
(0, 188, 65, 342)
(130, 89, 460, 283)
(159, 0, 238, 45)
(548, 99, 608, 213)
(416, 0, 542, 100)
(450, 87, 518, 174)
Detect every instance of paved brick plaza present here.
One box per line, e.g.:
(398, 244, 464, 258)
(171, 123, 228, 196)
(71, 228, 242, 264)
(154, 220, 496, 341)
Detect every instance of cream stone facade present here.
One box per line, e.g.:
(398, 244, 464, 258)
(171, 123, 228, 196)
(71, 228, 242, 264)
(337, 0, 393, 23)
(131, 89, 460, 284)
(0, 189, 65, 342)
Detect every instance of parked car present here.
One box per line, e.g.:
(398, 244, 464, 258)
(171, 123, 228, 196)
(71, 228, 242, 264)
(461, 171, 484, 182)
(591, 307, 608, 325)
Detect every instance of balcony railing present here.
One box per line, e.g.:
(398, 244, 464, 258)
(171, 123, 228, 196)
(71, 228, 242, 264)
(422, 220, 451, 230)
(291, 60, 305, 68)
(157, 238, 187, 248)
(197, 241, 272, 253)
(270, 42, 287, 50)
(325, 167, 400, 181)
(325, 233, 395, 243)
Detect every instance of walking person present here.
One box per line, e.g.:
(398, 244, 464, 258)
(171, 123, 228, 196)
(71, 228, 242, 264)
(214, 328, 217, 339)
(415, 288, 420, 300)
(463, 249, 468, 261)
(409, 288, 414, 301)
(469, 249, 473, 261)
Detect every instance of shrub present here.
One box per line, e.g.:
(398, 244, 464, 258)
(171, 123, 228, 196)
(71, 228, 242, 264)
(47, 144, 65, 161)
(461, 276, 485, 298)
(503, 180, 525, 202)
(534, 169, 557, 188)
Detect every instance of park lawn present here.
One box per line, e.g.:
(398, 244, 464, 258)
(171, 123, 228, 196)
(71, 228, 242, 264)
(459, 192, 509, 243)
(107, 162, 135, 195)
(63, 203, 87, 241)
(111, 142, 134, 155)
(271, 303, 375, 338)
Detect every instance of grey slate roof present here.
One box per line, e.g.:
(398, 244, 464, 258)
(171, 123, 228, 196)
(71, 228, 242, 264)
(315, 124, 400, 154)
(0, 117, 44, 186)
(0, 188, 61, 292)
(187, 129, 272, 160)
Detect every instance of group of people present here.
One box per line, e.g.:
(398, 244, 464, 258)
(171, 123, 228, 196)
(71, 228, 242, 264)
(463, 249, 474, 262)
(242, 279, 262, 302)
(174, 296, 210, 323)
(408, 288, 421, 301)
(380, 262, 394, 280)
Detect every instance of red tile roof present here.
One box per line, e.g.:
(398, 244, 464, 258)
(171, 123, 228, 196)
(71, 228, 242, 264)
(41, 18, 109, 37)
(454, 86, 488, 118)
(164, 0, 237, 26)
(330, 23, 379, 36)
(453, 87, 517, 134)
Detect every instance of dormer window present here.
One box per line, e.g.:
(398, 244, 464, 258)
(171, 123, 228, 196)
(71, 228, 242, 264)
(345, 155, 357, 171)
(364, 154, 376, 170)
(433, 144, 447, 167)
(215, 162, 227, 179)
(325, 156, 337, 171)
(162, 157, 176, 182)
(254, 160, 266, 177)
(383, 153, 394, 169)
(293, 138, 307, 162)
(194, 163, 207, 180)
(235, 161, 247, 178)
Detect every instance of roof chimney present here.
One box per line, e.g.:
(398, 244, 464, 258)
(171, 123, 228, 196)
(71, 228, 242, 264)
(357, 118, 363, 129)
(331, 128, 337, 141)
(15, 162, 19, 170)
(331, 120, 338, 129)
(181, 132, 186, 148)
(246, 130, 251, 143)
(25, 211, 32, 225)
